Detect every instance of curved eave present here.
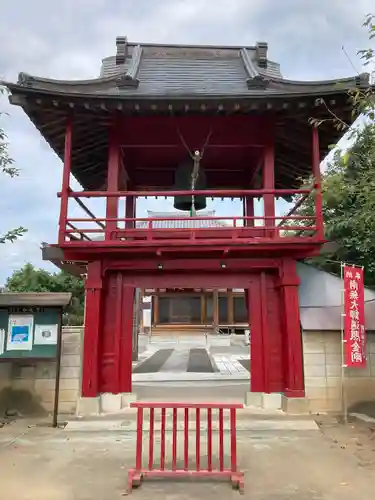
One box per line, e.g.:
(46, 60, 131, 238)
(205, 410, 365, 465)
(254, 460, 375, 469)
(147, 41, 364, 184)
(3, 71, 370, 102)
(3, 75, 368, 192)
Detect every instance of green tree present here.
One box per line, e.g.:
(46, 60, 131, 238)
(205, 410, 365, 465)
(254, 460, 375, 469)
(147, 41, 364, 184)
(0, 86, 27, 243)
(295, 14, 375, 283)
(297, 124, 375, 285)
(6, 264, 85, 325)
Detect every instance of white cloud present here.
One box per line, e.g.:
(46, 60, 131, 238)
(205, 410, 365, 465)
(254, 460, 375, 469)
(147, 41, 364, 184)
(0, 0, 374, 283)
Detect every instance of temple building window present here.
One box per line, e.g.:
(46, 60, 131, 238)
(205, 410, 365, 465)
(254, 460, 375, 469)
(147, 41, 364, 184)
(233, 295, 247, 323)
(218, 294, 229, 324)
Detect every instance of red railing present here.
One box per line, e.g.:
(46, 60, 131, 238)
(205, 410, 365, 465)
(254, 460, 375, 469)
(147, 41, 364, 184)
(127, 402, 244, 494)
(58, 188, 322, 245)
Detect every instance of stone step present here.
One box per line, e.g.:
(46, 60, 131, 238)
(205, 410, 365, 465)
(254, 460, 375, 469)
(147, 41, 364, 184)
(64, 414, 318, 433)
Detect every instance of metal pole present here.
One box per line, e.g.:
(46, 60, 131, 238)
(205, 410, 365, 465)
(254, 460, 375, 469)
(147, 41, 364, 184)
(132, 288, 140, 362)
(340, 263, 348, 425)
(52, 309, 63, 428)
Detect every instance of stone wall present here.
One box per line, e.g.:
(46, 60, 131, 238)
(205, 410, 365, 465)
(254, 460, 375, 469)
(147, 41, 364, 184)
(303, 331, 375, 413)
(2, 326, 374, 416)
(0, 327, 82, 416)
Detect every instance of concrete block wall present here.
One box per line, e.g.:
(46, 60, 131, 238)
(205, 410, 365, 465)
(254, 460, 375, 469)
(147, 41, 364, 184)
(2, 326, 374, 416)
(0, 327, 82, 416)
(303, 331, 375, 413)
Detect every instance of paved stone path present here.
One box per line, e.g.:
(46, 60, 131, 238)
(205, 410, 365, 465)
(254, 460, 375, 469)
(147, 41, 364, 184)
(212, 354, 249, 375)
(133, 334, 250, 382)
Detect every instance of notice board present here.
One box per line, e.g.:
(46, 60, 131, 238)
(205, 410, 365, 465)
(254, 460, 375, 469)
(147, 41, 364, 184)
(0, 306, 61, 360)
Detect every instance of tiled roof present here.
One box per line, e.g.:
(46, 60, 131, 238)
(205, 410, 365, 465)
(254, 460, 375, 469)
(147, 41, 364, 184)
(8, 39, 367, 101)
(136, 210, 229, 229)
(100, 42, 282, 96)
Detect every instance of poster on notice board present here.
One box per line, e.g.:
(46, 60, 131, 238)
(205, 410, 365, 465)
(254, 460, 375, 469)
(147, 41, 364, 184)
(7, 315, 34, 351)
(0, 329, 5, 355)
(34, 324, 58, 345)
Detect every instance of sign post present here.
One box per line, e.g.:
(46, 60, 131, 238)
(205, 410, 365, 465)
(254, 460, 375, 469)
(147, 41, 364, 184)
(341, 264, 366, 424)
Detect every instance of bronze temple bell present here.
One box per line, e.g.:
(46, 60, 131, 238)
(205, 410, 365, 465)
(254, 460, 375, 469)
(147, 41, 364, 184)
(173, 158, 207, 211)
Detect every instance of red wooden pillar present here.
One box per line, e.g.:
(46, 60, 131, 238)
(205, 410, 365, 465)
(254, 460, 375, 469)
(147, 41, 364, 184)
(126, 195, 136, 228)
(263, 127, 275, 229)
(119, 285, 135, 393)
(105, 113, 121, 240)
(247, 274, 269, 393)
(243, 197, 254, 227)
(82, 261, 103, 397)
(279, 258, 305, 397)
(58, 114, 72, 245)
(312, 126, 324, 239)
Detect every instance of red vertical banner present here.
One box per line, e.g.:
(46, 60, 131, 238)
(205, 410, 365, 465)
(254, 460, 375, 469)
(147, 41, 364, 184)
(343, 265, 366, 368)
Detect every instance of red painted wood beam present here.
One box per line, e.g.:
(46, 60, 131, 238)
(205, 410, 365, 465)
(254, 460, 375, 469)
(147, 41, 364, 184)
(120, 286, 134, 393)
(59, 236, 320, 249)
(121, 143, 264, 149)
(312, 126, 324, 239)
(120, 114, 268, 147)
(248, 276, 265, 392)
(105, 113, 121, 239)
(104, 258, 280, 271)
(58, 113, 73, 245)
(125, 195, 136, 229)
(82, 261, 103, 397)
(279, 258, 305, 397)
(113, 273, 123, 394)
(59, 188, 311, 198)
(263, 126, 275, 229)
(121, 273, 252, 289)
(244, 197, 255, 227)
(277, 192, 311, 227)
(68, 214, 315, 224)
(248, 157, 263, 187)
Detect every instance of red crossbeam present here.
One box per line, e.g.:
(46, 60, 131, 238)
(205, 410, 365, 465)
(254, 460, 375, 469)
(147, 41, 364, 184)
(127, 402, 244, 494)
(59, 188, 311, 198)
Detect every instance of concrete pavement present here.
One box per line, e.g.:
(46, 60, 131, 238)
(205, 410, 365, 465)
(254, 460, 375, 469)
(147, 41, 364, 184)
(1, 417, 375, 499)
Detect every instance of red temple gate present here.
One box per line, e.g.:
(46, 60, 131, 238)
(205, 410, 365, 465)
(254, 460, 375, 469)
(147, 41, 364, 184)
(82, 258, 303, 398)
(5, 36, 366, 407)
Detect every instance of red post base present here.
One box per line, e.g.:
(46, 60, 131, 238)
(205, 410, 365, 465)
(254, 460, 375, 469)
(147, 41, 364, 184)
(284, 389, 305, 398)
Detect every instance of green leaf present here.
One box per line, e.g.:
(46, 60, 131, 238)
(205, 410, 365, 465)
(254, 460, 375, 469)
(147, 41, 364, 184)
(6, 265, 85, 325)
(1, 86, 27, 241)
(0, 227, 27, 244)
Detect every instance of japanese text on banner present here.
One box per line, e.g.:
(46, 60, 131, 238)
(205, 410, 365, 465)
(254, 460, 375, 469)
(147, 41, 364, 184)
(343, 266, 366, 368)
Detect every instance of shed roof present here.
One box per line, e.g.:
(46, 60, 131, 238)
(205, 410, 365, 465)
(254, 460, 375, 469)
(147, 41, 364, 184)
(0, 293, 72, 307)
(297, 262, 375, 308)
(301, 301, 375, 331)
(298, 262, 375, 331)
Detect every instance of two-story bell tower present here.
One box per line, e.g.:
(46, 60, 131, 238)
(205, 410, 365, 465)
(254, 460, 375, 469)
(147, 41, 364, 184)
(5, 38, 368, 409)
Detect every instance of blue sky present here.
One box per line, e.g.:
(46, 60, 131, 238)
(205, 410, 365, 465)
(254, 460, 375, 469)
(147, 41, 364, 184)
(0, 0, 374, 284)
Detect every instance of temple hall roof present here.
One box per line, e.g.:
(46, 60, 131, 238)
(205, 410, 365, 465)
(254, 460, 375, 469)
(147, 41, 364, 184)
(137, 210, 229, 229)
(98, 40, 283, 96)
(3, 38, 372, 193)
(4, 38, 369, 101)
